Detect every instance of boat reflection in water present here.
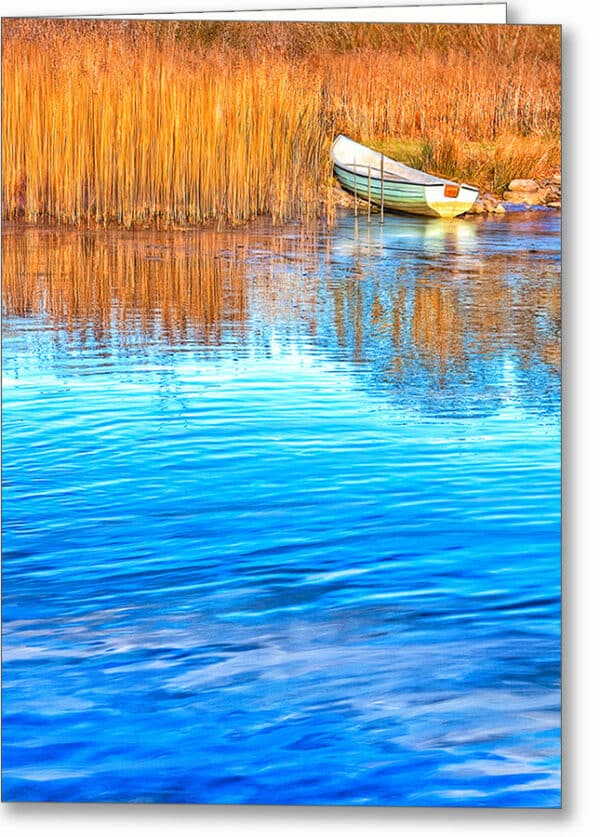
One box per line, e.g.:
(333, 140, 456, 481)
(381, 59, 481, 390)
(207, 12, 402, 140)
(2, 211, 560, 806)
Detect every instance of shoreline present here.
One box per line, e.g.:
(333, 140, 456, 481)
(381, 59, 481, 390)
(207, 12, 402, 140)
(2, 171, 562, 235)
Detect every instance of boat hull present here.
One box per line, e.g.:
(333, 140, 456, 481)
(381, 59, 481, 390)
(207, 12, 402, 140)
(333, 162, 478, 219)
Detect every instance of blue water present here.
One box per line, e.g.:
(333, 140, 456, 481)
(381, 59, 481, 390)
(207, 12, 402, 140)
(2, 212, 561, 806)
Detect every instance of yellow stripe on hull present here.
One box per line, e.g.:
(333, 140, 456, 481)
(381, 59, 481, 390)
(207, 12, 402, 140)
(426, 200, 477, 218)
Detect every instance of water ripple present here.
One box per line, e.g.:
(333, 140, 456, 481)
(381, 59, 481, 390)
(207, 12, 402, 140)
(2, 213, 560, 805)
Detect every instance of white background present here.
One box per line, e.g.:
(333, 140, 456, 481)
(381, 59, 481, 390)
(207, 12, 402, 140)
(74, 3, 508, 22)
(1, 1, 597, 835)
(2, 1, 508, 20)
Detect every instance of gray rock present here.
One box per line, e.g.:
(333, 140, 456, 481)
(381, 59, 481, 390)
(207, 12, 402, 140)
(466, 200, 486, 215)
(503, 189, 548, 206)
(508, 178, 538, 193)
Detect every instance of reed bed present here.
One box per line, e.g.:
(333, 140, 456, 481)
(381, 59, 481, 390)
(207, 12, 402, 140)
(2, 20, 560, 226)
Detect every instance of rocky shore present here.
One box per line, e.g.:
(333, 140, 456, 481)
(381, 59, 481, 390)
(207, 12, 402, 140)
(467, 171, 561, 215)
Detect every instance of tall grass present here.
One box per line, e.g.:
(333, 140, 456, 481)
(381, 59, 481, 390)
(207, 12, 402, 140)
(2, 20, 560, 226)
(378, 131, 561, 194)
(2, 27, 330, 226)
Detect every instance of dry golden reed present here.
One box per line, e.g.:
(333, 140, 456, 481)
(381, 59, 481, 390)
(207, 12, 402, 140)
(2, 20, 560, 227)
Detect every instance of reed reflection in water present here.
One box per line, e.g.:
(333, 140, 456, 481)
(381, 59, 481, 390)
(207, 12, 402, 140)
(2, 212, 560, 806)
(2, 216, 560, 415)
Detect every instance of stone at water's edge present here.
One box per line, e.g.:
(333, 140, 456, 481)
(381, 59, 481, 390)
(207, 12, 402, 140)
(466, 170, 561, 214)
(469, 202, 507, 215)
(467, 194, 506, 215)
(508, 178, 539, 193)
(502, 172, 561, 210)
(503, 188, 551, 206)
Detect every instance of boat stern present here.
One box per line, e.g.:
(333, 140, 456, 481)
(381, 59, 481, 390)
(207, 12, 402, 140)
(425, 184, 479, 218)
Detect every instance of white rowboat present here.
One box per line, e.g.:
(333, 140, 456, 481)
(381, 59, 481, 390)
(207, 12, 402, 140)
(332, 135, 478, 219)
